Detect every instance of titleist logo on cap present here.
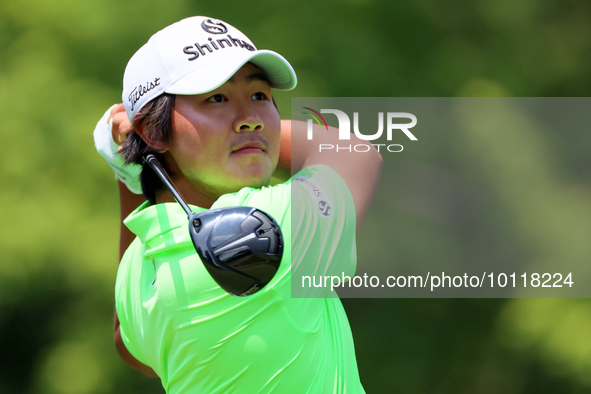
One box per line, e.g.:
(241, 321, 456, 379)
(128, 77, 161, 111)
(182, 34, 255, 61)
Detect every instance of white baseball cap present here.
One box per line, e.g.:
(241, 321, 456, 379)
(122, 16, 298, 122)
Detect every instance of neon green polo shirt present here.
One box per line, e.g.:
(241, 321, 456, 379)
(115, 165, 364, 393)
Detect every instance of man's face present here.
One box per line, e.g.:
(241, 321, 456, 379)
(166, 63, 281, 198)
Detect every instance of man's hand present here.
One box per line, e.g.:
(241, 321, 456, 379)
(94, 104, 143, 194)
(108, 104, 134, 147)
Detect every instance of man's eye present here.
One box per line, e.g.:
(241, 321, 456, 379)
(252, 92, 267, 101)
(207, 94, 226, 103)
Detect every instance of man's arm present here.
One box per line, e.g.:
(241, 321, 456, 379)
(114, 182, 158, 378)
(114, 181, 157, 377)
(278, 120, 383, 232)
(105, 105, 159, 378)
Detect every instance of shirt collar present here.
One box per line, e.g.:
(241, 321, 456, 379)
(124, 201, 207, 245)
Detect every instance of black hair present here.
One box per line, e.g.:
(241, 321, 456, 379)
(119, 94, 176, 205)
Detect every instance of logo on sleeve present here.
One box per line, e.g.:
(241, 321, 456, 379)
(318, 201, 331, 217)
(294, 176, 333, 218)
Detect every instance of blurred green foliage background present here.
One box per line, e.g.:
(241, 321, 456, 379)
(1, 0, 590, 393)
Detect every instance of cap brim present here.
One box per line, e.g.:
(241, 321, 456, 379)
(165, 49, 297, 95)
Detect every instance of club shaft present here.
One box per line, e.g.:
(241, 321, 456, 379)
(144, 154, 193, 218)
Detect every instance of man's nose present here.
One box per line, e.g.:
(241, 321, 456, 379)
(236, 119, 264, 132)
(234, 107, 264, 132)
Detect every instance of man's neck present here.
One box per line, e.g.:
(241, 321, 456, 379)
(154, 152, 218, 209)
(155, 176, 217, 209)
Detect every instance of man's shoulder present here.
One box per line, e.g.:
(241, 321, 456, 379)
(213, 180, 292, 225)
(213, 165, 350, 213)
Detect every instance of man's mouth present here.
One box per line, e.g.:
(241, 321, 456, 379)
(231, 140, 268, 155)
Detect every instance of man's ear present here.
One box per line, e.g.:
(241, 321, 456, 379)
(135, 122, 167, 152)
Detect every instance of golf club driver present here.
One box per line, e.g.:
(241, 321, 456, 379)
(144, 154, 283, 296)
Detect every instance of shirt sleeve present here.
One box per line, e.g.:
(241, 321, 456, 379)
(290, 164, 358, 297)
(115, 240, 152, 368)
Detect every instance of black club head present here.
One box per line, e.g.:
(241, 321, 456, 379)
(188, 207, 283, 296)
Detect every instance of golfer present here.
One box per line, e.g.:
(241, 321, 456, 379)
(94, 16, 382, 393)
